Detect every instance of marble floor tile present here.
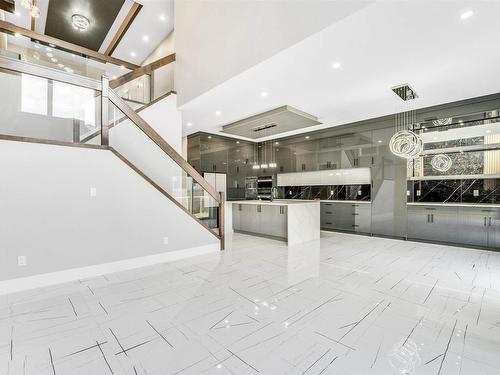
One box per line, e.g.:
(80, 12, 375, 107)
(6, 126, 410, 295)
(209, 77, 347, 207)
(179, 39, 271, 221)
(1, 231, 500, 374)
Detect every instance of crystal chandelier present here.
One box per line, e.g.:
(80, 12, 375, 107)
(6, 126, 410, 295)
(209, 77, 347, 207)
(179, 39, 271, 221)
(390, 130, 423, 159)
(389, 110, 423, 159)
(389, 84, 423, 160)
(431, 154, 452, 172)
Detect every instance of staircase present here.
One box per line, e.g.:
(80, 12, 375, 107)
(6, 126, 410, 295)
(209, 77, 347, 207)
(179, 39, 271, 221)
(0, 52, 225, 253)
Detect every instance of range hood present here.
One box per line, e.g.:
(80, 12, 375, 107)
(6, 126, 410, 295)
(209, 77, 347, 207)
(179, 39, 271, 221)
(221, 105, 321, 139)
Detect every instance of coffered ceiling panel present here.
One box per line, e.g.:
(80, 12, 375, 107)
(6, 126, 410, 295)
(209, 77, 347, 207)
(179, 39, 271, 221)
(45, 0, 125, 51)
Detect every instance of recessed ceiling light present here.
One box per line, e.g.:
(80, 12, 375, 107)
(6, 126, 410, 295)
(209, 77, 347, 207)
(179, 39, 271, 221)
(57, 63, 64, 68)
(72, 14, 90, 31)
(186, 122, 193, 127)
(275, 141, 279, 145)
(159, 14, 166, 21)
(260, 91, 268, 97)
(461, 10, 474, 20)
(305, 136, 310, 139)
(112, 75, 117, 79)
(143, 35, 150, 42)
(46, 52, 53, 57)
(215, 110, 222, 116)
(207, 135, 212, 139)
(120, 65, 125, 70)
(236, 141, 240, 144)
(332, 62, 341, 69)
(51, 57, 57, 63)
(486, 130, 492, 133)
(64, 67, 74, 73)
(130, 52, 136, 57)
(378, 140, 382, 143)
(49, 44, 56, 48)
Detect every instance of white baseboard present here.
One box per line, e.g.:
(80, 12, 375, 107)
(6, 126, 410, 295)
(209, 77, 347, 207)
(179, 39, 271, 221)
(0, 244, 219, 296)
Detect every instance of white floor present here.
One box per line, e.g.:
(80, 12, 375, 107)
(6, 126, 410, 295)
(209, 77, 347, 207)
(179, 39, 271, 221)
(1, 232, 500, 375)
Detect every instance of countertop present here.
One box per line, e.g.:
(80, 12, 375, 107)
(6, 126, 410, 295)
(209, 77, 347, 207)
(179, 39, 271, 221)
(227, 199, 320, 206)
(407, 202, 500, 209)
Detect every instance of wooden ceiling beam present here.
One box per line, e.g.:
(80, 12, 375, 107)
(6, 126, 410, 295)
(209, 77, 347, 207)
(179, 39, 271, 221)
(105, 2, 142, 56)
(109, 53, 175, 89)
(0, 19, 140, 70)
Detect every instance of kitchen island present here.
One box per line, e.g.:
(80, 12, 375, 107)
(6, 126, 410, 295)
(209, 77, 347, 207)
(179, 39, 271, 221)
(225, 200, 320, 246)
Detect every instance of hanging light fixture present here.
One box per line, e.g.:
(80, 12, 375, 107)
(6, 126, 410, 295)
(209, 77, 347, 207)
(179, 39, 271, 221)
(72, 14, 90, 31)
(252, 142, 260, 169)
(389, 84, 423, 160)
(389, 130, 423, 159)
(431, 154, 452, 172)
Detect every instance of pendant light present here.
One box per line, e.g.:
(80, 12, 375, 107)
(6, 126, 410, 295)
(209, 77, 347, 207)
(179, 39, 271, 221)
(389, 84, 423, 159)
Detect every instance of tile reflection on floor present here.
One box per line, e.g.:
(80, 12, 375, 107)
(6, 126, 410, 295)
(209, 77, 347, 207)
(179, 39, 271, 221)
(1, 232, 500, 374)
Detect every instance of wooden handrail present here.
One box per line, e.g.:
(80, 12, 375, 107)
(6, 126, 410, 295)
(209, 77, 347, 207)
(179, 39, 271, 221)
(108, 89, 222, 204)
(0, 20, 139, 70)
(109, 53, 175, 89)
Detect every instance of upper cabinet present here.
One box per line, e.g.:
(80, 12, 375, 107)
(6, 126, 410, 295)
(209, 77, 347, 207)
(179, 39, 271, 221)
(277, 168, 371, 187)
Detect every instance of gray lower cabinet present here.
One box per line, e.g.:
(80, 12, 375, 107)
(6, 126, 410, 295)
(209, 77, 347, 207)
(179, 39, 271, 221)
(232, 204, 287, 239)
(407, 205, 500, 250)
(407, 206, 459, 244)
(321, 202, 371, 234)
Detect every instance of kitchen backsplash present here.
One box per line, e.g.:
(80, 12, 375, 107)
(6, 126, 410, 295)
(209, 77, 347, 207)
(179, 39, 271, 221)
(277, 185, 371, 201)
(408, 179, 500, 204)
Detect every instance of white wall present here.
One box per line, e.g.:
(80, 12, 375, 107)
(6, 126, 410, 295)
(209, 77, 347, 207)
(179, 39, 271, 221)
(140, 93, 182, 153)
(0, 140, 219, 282)
(142, 31, 175, 65)
(174, 0, 371, 106)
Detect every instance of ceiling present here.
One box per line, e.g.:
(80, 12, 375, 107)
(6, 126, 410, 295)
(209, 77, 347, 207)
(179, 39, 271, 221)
(222, 106, 320, 139)
(179, 1, 500, 142)
(45, 0, 125, 51)
(4, 0, 174, 64)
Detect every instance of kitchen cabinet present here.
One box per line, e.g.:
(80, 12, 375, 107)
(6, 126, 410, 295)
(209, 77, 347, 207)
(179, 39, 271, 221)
(407, 205, 459, 244)
(232, 203, 287, 239)
(320, 202, 371, 234)
(407, 204, 500, 249)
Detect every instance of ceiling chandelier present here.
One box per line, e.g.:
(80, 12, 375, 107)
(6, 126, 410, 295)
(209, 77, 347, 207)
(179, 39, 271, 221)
(21, 0, 40, 18)
(431, 154, 452, 172)
(389, 84, 423, 160)
(390, 130, 423, 159)
(72, 14, 90, 31)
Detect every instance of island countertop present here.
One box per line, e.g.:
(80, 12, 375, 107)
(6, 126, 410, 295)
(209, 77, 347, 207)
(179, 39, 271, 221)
(225, 200, 320, 245)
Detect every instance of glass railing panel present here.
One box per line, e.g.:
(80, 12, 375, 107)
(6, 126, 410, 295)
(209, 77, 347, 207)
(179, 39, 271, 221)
(108, 101, 219, 230)
(112, 61, 175, 108)
(152, 62, 174, 100)
(0, 30, 131, 81)
(0, 67, 101, 143)
(114, 75, 150, 106)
